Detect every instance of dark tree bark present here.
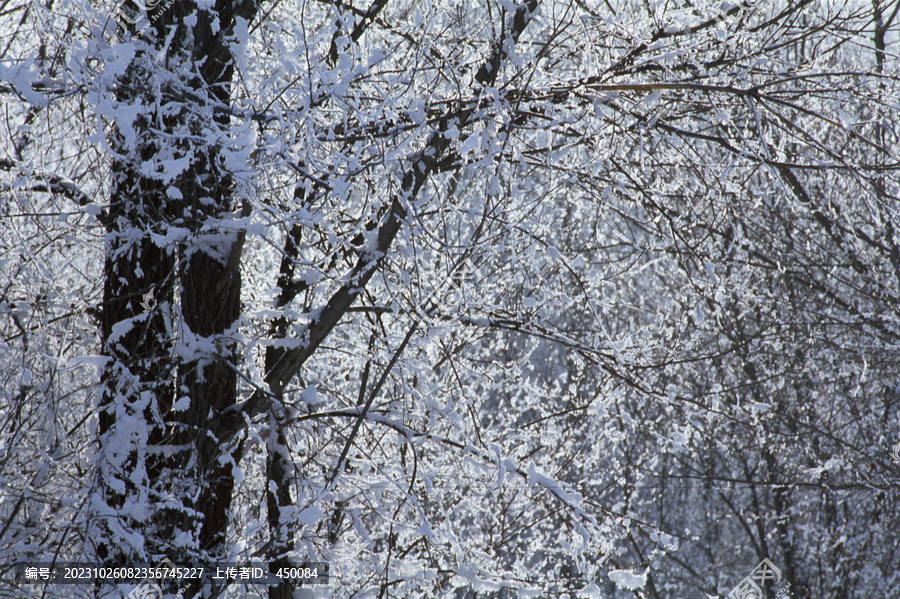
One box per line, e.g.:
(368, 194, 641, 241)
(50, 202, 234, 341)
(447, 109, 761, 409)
(96, 0, 258, 593)
(264, 219, 306, 599)
(98, 139, 176, 560)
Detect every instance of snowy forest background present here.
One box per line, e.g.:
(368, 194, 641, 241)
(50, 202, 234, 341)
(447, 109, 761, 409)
(1, 0, 899, 597)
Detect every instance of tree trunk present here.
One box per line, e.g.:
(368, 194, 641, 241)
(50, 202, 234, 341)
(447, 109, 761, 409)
(95, 0, 257, 593)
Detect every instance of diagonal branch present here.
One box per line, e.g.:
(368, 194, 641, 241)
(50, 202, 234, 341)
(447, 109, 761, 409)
(214, 0, 540, 444)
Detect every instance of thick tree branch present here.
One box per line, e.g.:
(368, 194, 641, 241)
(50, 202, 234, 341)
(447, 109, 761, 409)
(215, 0, 540, 444)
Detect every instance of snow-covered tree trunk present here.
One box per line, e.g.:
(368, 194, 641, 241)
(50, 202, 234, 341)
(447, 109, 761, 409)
(93, 0, 257, 593)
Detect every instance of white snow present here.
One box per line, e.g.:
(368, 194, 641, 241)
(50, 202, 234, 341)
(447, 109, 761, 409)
(301, 384, 319, 405)
(609, 568, 648, 591)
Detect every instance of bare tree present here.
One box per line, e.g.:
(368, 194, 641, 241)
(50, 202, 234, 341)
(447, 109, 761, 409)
(1, 1, 898, 598)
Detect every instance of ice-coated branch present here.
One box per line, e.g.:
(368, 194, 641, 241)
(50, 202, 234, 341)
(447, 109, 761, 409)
(215, 0, 541, 444)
